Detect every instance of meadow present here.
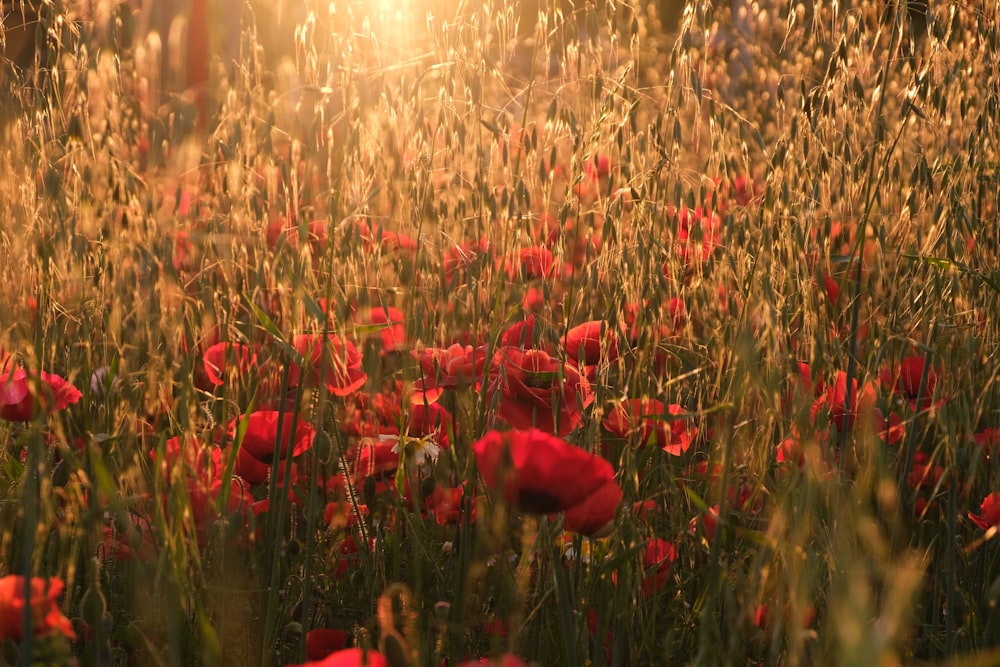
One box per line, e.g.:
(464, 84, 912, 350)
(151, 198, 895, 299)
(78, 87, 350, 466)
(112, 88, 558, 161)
(0, 0, 998, 664)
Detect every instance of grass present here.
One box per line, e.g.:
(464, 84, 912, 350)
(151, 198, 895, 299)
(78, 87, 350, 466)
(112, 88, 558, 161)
(1, 0, 999, 664)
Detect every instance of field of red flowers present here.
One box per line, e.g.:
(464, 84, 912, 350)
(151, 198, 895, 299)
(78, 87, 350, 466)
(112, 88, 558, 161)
(1, 0, 999, 665)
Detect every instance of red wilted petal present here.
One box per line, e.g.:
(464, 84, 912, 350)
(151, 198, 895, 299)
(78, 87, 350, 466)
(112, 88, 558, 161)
(565, 320, 620, 366)
(561, 478, 622, 537)
(473, 428, 613, 514)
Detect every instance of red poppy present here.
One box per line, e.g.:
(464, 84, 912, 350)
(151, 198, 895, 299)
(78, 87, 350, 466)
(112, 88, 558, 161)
(443, 238, 491, 285)
(353, 437, 400, 492)
(573, 154, 612, 203)
(362, 306, 406, 352)
(290, 334, 367, 396)
(505, 246, 555, 280)
(472, 428, 614, 514)
(975, 429, 1000, 457)
(640, 538, 678, 598)
(561, 477, 622, 537)
(0, 575, 76, 642)
(500, 316, 538, 348)
(305, 628, 349, 661)
(811, 370, 879, 433)
(202, 342, 256, 387)
(150, 434, 223, 487)
(675, 206, 722, 268)
(230, 411, 316, 485)
(288, 647, 388, 667)
(412, 344, 488, 394)
(425, 482, 475, 526)
(173, 229, 197, 271)
(969, 492, 1000, 531)
(880, 356, 940, 411)
(343, 386, 402, 438)
(907, 452, 944, 490)
(487, 346, 594, 436)
(603, 399, 697, 455)
(687, 505, 720, 542)
(0, 368, 81, 422)
(564, 320, 621, 366)
(408, 401, 455, 448)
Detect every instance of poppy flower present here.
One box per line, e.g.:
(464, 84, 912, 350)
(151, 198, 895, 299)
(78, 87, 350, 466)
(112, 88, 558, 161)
(505, 246, 555, 280)
(472, 428, 614, 514)
(362, 306, 406, 352)
(289, 334, 367, 396)
(907, 452, 944, 490)
(150, 434, 223, 486)
(202, 342, 256, 388)
(0, 368, 81, 422)
(0, 575, 76, 642)
(500, 316, 538, 348)
(810, 370, 879, 433)
(343, 386, 403, 438)
(675, 206, 722, 268)
(351, 218, 417, 255)
(412, 344, 488, 394)
(408, 401, 455, 448)
(640, 538, 678, 598)
(975, 429, 1000, 457)
(305, 628, 349, 661)
(443, 238, 491, 285)
(288, 647, 388, 667)
(353, 437, 401, 492)
(173, 229, 197, 271)
(229, 411, 316, 485)
(561, 477, 622, 537)
(487, 346, 594, 436)
(880, 356, 940, 412)
(574, 154, 612, 203)
(425, 482, 475, 526)
(602, 399, 697, 455)
(564, 320, 621, 366)
(687, 505, 720, 542)
(969, 492, 1000, 531)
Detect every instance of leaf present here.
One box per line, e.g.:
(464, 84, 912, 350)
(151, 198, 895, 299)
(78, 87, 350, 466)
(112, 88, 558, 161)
(901, 254, 1000, 294)
(245, 296, 298, 359)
